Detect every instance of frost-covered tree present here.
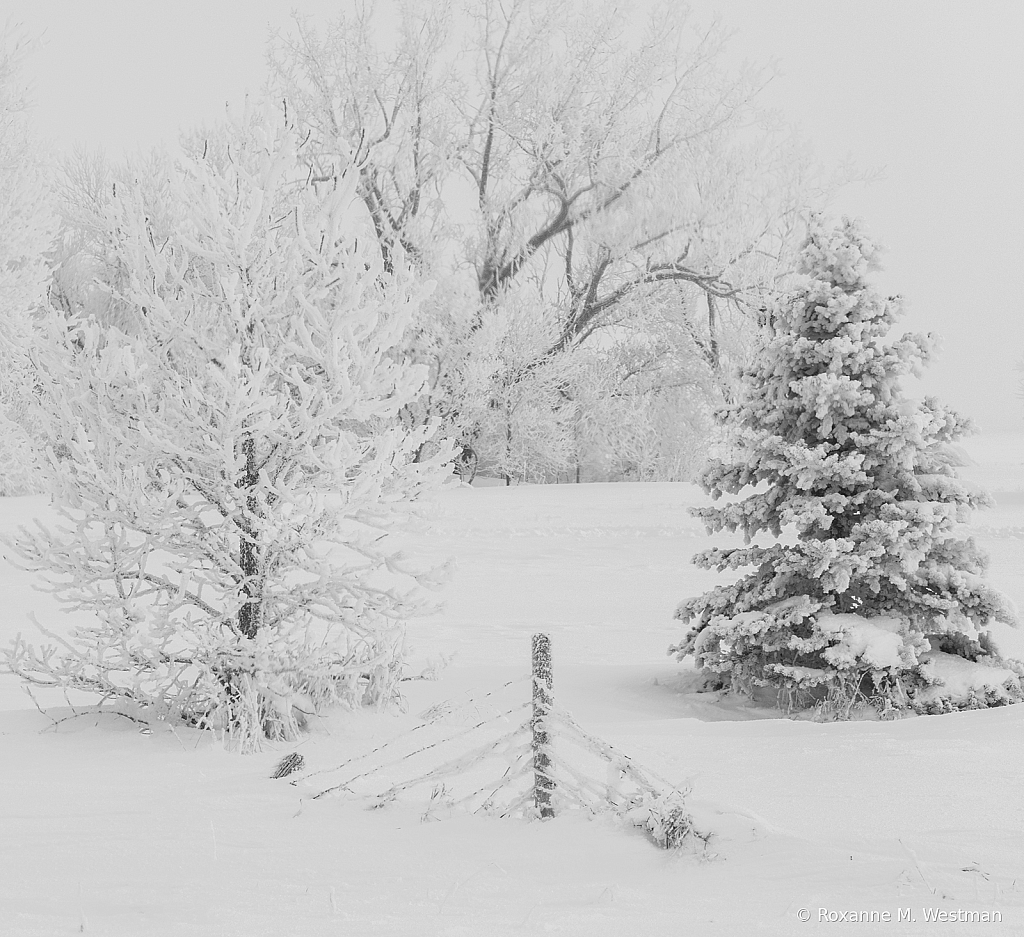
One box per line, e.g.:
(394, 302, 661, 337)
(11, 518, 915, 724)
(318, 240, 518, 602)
(4, 107, 452, 750)
(671, 217, 1022, 712)
(0, 31, 55, 495)
(267, 0, 834, 479)
(466, 293, 582, 484)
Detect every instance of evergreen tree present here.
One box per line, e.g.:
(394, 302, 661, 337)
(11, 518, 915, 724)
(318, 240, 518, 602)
(3, 107, 452, 750)
(671, 217, 1022, 712)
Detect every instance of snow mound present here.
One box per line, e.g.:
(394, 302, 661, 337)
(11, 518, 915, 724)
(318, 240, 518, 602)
(916, 651, 1022, 707)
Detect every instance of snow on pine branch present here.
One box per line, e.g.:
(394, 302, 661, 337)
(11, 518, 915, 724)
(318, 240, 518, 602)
(673, 217, 1022, 715)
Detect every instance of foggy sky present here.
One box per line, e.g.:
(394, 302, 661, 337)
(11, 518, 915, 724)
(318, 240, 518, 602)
(3, 0, 1022, 432)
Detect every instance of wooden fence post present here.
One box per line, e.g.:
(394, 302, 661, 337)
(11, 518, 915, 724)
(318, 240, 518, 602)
(531, 633, 555, 818)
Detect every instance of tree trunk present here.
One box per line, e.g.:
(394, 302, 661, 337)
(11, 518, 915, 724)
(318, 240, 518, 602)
(237, 434, 261, 639)
(706, 291, 721, 373)
(503, 404, 513, 486)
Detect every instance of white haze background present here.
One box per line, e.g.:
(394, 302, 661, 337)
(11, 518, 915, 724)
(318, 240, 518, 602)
(2, 0, 1022, 432)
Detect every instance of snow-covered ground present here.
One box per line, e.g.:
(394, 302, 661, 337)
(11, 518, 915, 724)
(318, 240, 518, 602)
(1, 435, 1023, 936)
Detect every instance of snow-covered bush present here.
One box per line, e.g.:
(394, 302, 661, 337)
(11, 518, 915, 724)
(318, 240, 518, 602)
(3, 106, 452, 750)
(571, 340, 716, 483)
(418, 293, 723, 485)
(420, 290, 582, 484)
(0, 32, 56, 496)
(671, 217, 1022, 713)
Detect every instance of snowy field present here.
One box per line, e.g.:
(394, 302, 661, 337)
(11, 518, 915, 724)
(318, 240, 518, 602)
(2, 435, 1024, 936)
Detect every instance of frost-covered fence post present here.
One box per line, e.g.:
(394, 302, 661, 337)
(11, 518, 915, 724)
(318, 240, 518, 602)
(304, 629, 702, 847)
(531, 633, 554, 818)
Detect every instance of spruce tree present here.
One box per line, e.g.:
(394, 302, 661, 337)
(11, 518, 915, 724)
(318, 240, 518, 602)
(671, 217, 1022, 712)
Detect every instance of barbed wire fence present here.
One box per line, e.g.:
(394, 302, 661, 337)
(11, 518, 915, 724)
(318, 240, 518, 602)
(283, 634, 705, 850)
